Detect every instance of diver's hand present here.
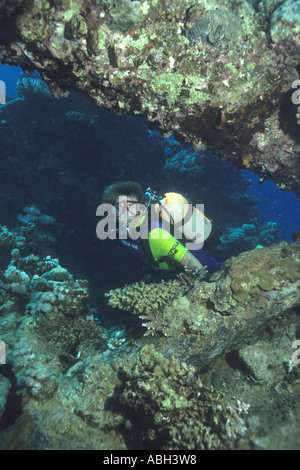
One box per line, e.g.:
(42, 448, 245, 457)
(177, 264, 208, 285)
(184, 264, 208, 278)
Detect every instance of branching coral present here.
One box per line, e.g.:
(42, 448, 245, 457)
(139, 310, 170, 337)
(105, 279, 187, 336)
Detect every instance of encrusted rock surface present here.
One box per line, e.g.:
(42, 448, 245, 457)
(0, 0, 299, 196)
(1, 219, 299, 449)
(107, 240, 300, 368)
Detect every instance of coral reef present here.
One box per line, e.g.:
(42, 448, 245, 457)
(0, 224, 300, 448)
(117, 345, 252, 449)
(0, 8, 299, 446)
(0, 0, 299, 195)
(0, 219, 91, 346)
(186, 8, 241, 46)
(106, 240, 300, 368)
(15, 74, 53, 99)
(218, 222, 278, 256)
(269, 0, 300, 46)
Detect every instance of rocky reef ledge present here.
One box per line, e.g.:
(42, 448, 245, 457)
(0, 0, 300, 196)
(0, 221, 300, 449)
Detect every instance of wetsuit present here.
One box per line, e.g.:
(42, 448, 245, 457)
(120, 214, 219, 272)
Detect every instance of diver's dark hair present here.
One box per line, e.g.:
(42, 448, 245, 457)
(101, 181, 144, 205)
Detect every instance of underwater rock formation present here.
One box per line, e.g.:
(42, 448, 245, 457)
(0, 213, 300, 448)
(0, 0, 299, 196)
(117, 345, 252, 449)
(106, 240, 300, 367)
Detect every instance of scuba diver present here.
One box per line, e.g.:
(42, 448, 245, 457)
(100, 181, 222, 276)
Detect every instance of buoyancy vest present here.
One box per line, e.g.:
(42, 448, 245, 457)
(119, 236, 148, 266)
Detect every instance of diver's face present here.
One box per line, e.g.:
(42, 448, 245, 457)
(113, 195, 141, 222)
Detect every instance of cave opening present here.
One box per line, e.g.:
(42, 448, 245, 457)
(0, 63, 299, 296)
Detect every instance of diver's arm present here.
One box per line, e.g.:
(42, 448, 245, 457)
(149, 228, 204, 270)
(180, 250, 204, 269)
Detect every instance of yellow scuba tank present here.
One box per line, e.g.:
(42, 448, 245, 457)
(154, 192, 212, 248)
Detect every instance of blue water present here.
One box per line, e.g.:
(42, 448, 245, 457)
(243, 171, 300, 242)
(0, 62, 22, 99)
(1, 61, 300, 244)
